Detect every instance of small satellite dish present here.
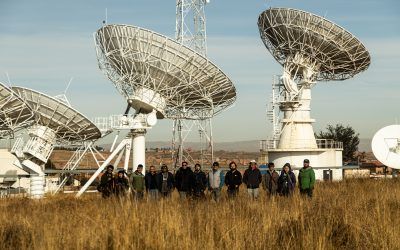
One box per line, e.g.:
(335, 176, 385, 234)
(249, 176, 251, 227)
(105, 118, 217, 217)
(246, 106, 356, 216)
(371, 125, 400, 169)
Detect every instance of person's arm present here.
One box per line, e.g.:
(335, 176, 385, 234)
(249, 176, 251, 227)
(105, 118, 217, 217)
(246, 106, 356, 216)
(155, 174, 161, 191)
(277, 175, 282, 193)
(258, 170, 263, 184)
(298, 172, 302, 189)
(273, 172, 279, 184)
(262, 174, 267, 190)
(174, 171, 180, 189)
(242, 170, 248, 185)
(200, 172, 206, 191)
(170, 173, 175, 190)
(310, 169, 316, 189)
(207, 173, 212, 190)
(144, 174, 149, 191)
(237, 172, 243, 186)
(224, 172, 229, 186)
(129, 175, 134, 190)
(219, 171, 224, 188)
(141, 176, 145, 190)
(291, 172, 296, 186)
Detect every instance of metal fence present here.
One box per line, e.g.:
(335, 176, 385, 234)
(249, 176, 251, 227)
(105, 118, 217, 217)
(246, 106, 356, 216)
(260, 139, 343, 151)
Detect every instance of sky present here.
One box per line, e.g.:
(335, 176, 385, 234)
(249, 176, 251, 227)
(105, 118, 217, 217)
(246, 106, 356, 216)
(0, 0, 399, 143)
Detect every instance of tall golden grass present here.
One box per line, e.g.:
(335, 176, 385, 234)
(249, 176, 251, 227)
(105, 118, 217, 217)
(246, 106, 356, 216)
(0, 178, 399, 250)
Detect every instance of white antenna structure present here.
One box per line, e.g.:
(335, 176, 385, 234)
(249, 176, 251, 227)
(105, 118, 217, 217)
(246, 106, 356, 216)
(54, 77, 73, 107)
(372, 125, 400, 170)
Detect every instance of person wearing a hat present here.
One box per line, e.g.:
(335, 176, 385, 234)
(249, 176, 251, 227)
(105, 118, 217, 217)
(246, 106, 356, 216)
(130, 164, 145, 200)
(243, 160, 262, 200)
(277, 163, 296, 196)
(156, 164, 174, 198)
(262, 162, 279, 196)
(208, 162, 223, 202)
(298, 159, 315, 198)
(98, 165, 115, 198)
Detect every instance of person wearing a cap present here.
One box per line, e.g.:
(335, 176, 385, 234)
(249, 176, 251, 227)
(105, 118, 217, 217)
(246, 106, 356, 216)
(243, 160, 262, 200)
(98, 165, 115, 198)
(278, 163, 296, 196)
(298, 159, 315, 198)
(156, 164, 174, 198)
(262, 162, 279, 196)
(208, 161, 223, 202)
(130, 164, 145, 201)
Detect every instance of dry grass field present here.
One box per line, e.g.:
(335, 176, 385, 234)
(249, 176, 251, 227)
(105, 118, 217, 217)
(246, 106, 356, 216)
(0, 178, 399, 250)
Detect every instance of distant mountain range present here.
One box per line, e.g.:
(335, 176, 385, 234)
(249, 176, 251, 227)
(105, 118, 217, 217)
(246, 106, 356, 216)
(101, 138, 372, 152)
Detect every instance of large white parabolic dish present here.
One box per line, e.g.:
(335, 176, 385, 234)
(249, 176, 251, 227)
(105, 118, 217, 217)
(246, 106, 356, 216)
(95, 24, 236, 120)
(12, 87, 101, 142)
(258, 7, 371, 81)
(372, 125, 400, 169)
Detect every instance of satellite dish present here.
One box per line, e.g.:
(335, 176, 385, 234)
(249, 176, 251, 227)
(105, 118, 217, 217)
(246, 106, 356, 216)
(257, 8, 371, 150)
(95, 24, 236, 119)
(0, 82, 34, 136)
(12, 86, 101, 198)
(12, 87, 101, 142)
(372, 125, 400, 169)
(258, 8, 371, 82)
(77, 24, 236, 197)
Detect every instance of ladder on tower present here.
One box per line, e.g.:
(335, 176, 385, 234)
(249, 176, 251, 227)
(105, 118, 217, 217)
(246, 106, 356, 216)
(267, 76, 282, 142)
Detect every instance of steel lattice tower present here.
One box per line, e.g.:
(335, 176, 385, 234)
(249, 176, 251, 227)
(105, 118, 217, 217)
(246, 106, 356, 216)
(173, 0, 213, 168)
(175, 0, 207, 55)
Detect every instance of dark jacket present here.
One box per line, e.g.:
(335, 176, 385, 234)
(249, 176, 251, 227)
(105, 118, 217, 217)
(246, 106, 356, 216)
(145, 172, 158, 190)
(156, 172, 174, 193)
(262, 170, 279, 194)
(98, 172, 115, 197)
(224, 170, 242, 190)
(192, 170, 207, 193)
(174, 167, 194, 192)
(115, 176, 129, 196)
(298, 167, 316, 190)
(278, 171, 296, 195)
(243, 168, 262, 189)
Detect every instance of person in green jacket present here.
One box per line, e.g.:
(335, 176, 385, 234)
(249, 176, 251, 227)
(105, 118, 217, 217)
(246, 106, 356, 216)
(130, 164, 145, 201)
(298, 159, 315, 198)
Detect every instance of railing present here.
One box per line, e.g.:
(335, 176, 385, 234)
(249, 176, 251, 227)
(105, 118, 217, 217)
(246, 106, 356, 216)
(260, 139, 343, 151)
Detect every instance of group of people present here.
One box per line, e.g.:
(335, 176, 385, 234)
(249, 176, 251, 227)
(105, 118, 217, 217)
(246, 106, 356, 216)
(97, 158, 316, 201)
